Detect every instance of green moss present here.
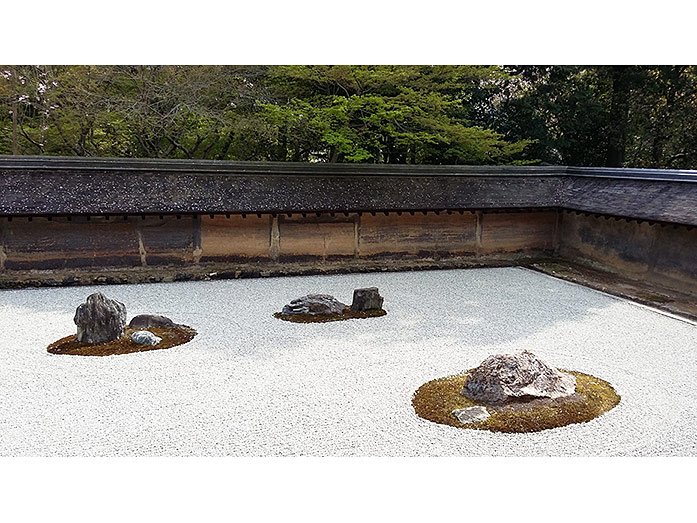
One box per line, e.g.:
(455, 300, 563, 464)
(274, 308, 387, 323)
(412, 370, 620, 433)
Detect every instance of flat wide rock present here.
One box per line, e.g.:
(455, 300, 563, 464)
(129, 314, 176, 329)
(462, 350, 576, 404)
(74, 292, 127, 344)
(281, 294, 347, 315)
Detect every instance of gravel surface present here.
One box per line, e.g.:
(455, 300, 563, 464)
(1, 267, 696, 456)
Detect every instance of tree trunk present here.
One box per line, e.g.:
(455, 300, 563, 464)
(651, 67, 680, 168)
(605, 66, 632, 167)
(328, 145, 339, 163)
(11, 99, 18, 155)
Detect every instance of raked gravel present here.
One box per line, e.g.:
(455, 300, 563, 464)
(1, 267, 696, 456)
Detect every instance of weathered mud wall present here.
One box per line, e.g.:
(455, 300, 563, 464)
(558, 211, 697, 295)
(0, 210, 558, 271)
(2, 157, 697, 297)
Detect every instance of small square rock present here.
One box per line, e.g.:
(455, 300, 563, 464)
(350, 287, 384, 311)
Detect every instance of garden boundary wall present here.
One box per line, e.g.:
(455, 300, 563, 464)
(1, 157, 696, 297)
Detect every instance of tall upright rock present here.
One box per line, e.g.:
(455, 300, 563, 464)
(74, 292, 127, 344)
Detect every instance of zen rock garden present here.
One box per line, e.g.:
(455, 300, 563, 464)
(412, 349, 620, 433)
(47, 292, 197, 356)
(42, 282, 621, 434)
(13, 266, 693, 457)
(275, 287, 387, 323)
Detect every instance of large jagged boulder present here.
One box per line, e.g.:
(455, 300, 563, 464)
(462, 350, 576, 404)
(350, 287, 384, 311)
(281, 294, 346, 316)
(74, 292, 127, 344)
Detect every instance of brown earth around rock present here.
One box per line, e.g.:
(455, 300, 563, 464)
(47, 325, 197, 356)
(274, 307, 387, 323)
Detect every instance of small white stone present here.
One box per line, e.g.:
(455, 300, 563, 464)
(130, 330, 162, 346)
(452, 406, 490, 424)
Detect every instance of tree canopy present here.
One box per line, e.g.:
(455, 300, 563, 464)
(2, 65, 697, 168)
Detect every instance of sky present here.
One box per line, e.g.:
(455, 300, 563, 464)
(1, 1, 693, 65)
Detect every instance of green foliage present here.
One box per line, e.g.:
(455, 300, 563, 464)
(2, 65, 697, 168)
(0, 65, 532, 165)
(478, 65, 697, 168)
(0, 65, 271, 159)
(476, 66, 613, 165)
(624, 66, 697, 169)
(259, 65, 531, 164)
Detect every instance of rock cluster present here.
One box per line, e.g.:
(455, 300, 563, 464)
(281, 294, 347, 315)
(462, 350, 576, 404)
(73, 293, 181, 346)
(74, 292, 127, 344)
(281, 288, 386, 317)
(350, 287, 384, 311)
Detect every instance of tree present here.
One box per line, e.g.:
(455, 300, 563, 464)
(4, 65, 697, 169)
(0, 65, 273, 159)
(257, 65, 533, 164)
(479, 65, 697, 169)
(624, 66, 697, 169)
(476, 66, 614, 166)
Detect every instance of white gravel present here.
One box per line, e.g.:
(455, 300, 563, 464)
(1, 267, 696, 456)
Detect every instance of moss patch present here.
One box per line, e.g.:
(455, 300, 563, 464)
(412, 370, 620, 433)
(274, 308, 387, 323)
(47, 326, 197, 357)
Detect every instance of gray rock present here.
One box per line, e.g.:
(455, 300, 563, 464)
(462, 350, 576, 404)
(281, 294, 347, 315)
(129, 314, 176, 329)
(130, 330, 162, 346)
(74, 292, 127, 344)
(452, 406, 490, 424)
(350, 287, 384, 311)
